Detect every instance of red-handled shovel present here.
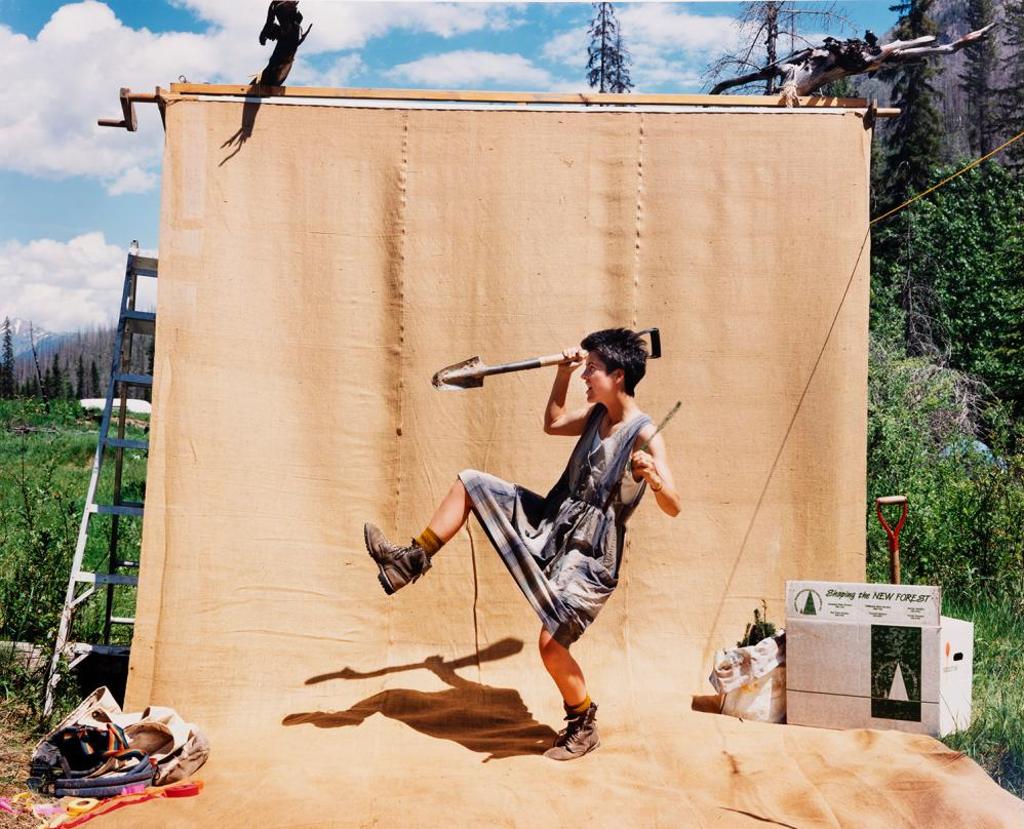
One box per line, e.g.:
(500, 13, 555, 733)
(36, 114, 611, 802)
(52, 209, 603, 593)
(875, 495, 909, 584)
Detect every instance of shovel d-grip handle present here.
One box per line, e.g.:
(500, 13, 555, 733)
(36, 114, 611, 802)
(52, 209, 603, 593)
(875, 495, 908, 585)
(637, 327, 661, 359)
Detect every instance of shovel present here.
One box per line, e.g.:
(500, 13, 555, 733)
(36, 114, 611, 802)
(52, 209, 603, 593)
(432, 328, 662, 391)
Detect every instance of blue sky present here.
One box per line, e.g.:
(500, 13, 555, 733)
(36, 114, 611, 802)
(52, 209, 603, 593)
(0, 1, 902, 332)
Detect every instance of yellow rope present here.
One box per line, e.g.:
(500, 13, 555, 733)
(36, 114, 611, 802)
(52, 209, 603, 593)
(870, 128, 1024, 226)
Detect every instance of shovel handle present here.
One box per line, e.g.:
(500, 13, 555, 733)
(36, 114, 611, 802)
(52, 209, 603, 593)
(875, 495, 908, 585)
(483, 352, 567, 378)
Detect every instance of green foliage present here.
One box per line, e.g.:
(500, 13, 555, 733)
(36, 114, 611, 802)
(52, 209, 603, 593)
(819, 75, 856, 99)
(866, 338, 1024, 604)
(872, 161, 1024, 416)
(0, 399, 147, 717)
(737, 600, 776, 648)
(942, 594, 1024, 797)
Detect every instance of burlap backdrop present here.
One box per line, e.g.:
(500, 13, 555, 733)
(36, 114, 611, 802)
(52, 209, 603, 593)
(112, 97, 1022, 827)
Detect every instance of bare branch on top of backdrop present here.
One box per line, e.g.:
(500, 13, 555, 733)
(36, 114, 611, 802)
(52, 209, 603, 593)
(710, 24, 996, 104)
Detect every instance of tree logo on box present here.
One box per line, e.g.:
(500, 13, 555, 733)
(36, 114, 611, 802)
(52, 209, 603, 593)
(793, 589, 822, 616)
(871, 624, 922, 721)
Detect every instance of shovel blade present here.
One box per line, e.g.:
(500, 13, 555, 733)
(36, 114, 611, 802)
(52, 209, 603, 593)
(432, 356, 486, 391)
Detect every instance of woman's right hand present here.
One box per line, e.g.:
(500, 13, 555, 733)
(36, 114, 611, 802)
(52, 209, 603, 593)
(559, 346, 586, 371)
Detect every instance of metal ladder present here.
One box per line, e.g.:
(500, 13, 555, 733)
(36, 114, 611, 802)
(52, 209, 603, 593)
(44, 251, 158, 716)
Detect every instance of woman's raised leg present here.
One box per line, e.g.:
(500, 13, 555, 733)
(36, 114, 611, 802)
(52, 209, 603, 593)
(424, 477, 473, 544)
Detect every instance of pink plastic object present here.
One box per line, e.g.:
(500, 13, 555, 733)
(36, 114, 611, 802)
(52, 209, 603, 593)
(0, 798, 16, 815)
(33, 804, 66, 817)
(120, 784, 147, 795)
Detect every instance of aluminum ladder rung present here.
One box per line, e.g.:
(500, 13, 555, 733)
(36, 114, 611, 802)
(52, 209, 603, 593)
(74, 572, 138, 587)
(103, 436, 149, 451)
(68, 643, 130, 668)
(70, 643, 130, 656)
(90, 504, 144, 517)
(112, 372, 152, 387)
(131, 256, 158, 276)
(109, 616, 135, 626)
(70, 587, 96, 609)
(124, 312, 156, 336)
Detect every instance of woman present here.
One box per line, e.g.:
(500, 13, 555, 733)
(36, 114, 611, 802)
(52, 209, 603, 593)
(364, 327, 680, 760)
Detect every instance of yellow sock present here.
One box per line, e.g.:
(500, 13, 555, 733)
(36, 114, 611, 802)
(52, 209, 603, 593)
(414, 526, 444, 557)
(565, 695, 591, 716)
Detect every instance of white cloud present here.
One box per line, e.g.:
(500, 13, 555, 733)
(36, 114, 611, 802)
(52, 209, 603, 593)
(171, 1, 522, 52)
(107, 166, 160, 196)
(0, 2, 517, 193)
(304, 53, 366, 88)
(387, 50, 553, 89)
(0, 232, 128, 330)
(617, 5, 741, 55)
(542, 5, 743, 93)
(542, 26, 587, 67)
(0, 2, 264, 193)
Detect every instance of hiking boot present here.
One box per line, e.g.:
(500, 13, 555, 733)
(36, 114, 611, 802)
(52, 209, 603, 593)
(363, 523, 432, 595)
(543, 703, 600, 761)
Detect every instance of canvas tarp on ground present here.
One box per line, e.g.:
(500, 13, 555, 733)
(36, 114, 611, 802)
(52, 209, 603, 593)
(115, 92, 1023, 827)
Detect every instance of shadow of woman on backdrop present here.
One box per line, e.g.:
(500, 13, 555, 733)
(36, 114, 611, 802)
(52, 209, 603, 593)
(282, 638, 556, 762)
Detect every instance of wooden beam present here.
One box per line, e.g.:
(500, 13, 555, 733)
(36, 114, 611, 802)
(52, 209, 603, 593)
(166, 83, 898, 115)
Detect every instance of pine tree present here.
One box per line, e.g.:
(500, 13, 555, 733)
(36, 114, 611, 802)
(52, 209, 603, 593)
(48, 353, 62, 401)
(90, 360, 101, 398)
(882, 0, 943, 208)
(871, 0, 947, 357)
(959, 0, 999, 155)
(63, 357, 74, 400)
(0, 317, 14, 399)
(607, 31, 633, 93)
(586, 3, 633, 93)
(1002, 0, 1024, 174)
(820, 75, 856, 99)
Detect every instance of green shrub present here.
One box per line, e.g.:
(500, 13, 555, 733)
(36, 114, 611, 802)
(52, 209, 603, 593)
(867, 337, 1024, 606)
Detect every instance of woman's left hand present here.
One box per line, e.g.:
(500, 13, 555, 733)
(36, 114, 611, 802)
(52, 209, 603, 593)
(630, 451, 662, 489)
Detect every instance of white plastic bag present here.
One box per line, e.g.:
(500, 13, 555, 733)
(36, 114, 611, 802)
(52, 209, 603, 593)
(709, 631, 786, 723)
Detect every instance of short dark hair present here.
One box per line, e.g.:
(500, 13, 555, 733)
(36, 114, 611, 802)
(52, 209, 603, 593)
(580, 328, 648, 396)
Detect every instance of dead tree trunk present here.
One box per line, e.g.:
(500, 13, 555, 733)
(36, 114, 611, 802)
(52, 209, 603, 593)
(710, 25, 996, 104)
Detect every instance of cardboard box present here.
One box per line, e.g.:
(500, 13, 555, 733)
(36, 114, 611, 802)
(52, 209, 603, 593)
(785, 581, 973, 736)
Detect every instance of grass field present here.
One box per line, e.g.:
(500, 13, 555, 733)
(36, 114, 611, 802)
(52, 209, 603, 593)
(0, 398, 1021, 802)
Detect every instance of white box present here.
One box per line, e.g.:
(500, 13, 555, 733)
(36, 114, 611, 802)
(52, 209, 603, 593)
(785, 581, 973, 736)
